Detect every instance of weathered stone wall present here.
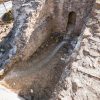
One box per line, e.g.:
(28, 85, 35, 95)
(50, 3, 100, 99)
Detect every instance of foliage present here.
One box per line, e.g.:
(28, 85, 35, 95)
(2, 10, 13, 23)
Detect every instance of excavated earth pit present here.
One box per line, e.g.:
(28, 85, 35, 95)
(0, 0, 96, 100)
(0, 8, 84, 100)
(0, 28, 82, 100)
(0, 12, 82, 99)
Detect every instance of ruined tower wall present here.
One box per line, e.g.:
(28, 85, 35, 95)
(11, 0, 95, 60)
(52, 0, 95, 34)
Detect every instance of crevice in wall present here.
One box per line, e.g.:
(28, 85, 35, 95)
(66, 11, 76, 36)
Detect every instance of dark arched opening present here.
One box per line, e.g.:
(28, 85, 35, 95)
(66, 12, 76, 35)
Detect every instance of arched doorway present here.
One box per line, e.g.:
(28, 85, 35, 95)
(66, 11, 76, 35)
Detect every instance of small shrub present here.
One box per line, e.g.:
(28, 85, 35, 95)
(2, 10, 13, 23)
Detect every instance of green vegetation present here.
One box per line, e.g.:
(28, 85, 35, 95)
(2, 10, 13, 23)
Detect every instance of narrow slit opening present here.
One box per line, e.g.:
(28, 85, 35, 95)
(66, 11, 76, 35)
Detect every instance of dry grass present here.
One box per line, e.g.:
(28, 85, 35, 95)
(0, 0, 10, 3)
